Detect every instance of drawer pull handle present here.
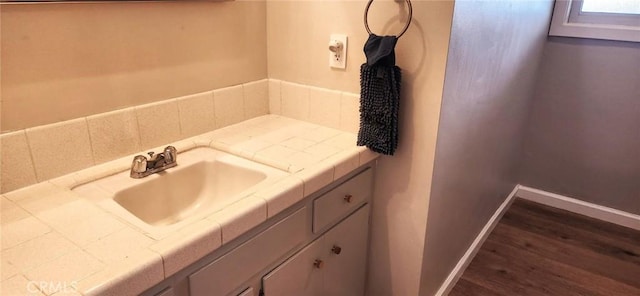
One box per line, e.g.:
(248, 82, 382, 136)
(344, 194, 353, 203)
(331, 245, 342, 255)
(313, 259, 324, 269)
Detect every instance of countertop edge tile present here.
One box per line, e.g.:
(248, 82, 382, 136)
(148, 219, 222, 278)
(208, 195, 267, 244)
(326, 150, 361, 180)
(359, 147, 380, 165)
(296, 161, 336, 197)
(255, 176, 305, 218)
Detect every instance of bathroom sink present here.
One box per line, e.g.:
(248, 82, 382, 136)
(114, 159, 267, 226)
(73, 147, 287, 237)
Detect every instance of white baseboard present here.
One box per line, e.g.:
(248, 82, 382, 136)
(435, 185, 520, 296)
(516, 186, 640, 231)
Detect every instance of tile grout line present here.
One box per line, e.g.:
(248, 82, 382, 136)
(132, 107, 144, 153)
(83, 117, 97, 167)
(22, 129, 41, 184)
(173, 98, 184, 139)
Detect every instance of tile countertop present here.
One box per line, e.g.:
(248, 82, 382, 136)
(0, 115, 379, 296)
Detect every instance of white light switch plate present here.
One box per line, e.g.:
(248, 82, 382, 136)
(329, 34, 348, 69)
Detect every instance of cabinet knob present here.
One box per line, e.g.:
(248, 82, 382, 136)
(344, 194, 353, 203)
(331, 245, 342, 255)
(313, 259, 324, 269)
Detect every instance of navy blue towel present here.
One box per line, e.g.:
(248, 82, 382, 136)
(357, 34, 401, 155)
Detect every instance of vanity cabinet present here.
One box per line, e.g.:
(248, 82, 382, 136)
(145, 166, 373, 296)
(262, 204, 369, 296)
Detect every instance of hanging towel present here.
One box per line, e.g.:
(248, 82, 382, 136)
(357, 34, 401, 155)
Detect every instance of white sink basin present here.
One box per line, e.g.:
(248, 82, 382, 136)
(114, 160, 268, 226)
(73, 147, 287, 238)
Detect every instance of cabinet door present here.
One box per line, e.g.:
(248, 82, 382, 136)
(189, 208, 308, 296)
(323, 204, 370, 296)
(262, 238, 325, 296)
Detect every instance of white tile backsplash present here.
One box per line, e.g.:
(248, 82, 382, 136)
(340, 92, 361, 134)
(0, 79, 359, 194)
(243, 79, 270, 119)
(135, 100, 182, 150)
(308, 86, 342, 129)
(214, 85, 245, 128)
(0, 131, 38, 192)
(281, 81, 310, 121)
(26, 118, 95, 182)
(268, 79, 282, 115)
(176, 91, 216, 138)
(277, 80, 360, 135)
(87, 108, 141, 164)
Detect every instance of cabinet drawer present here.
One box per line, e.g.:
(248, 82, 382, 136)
(313, 168, 373, 233)
(189, 207, 309, 296)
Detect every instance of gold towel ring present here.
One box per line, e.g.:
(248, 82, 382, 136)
(364, 0, 413, 38)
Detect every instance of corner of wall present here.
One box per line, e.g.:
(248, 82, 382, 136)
(418, 1, 555, 295)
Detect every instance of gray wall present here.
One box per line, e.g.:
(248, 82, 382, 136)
(520, 37, 640, 215)
(419, 0, 554, 295)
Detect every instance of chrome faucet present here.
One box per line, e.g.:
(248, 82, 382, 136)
(130, 146, 178, 178)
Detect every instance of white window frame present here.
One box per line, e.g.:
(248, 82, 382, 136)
(549, 0, 640, 42)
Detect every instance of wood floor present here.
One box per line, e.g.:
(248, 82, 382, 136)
(450, 198, 640, 296)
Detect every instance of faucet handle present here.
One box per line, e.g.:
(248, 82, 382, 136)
(164, 146, 177, 163)
(131, 155, 148, 174)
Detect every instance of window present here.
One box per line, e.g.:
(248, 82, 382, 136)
(549, 0, 640, 42)
(581, 0, 640, 14)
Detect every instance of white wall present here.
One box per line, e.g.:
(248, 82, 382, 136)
(521, 37, 640, 215)
(267, 1, 454, 294)
(1, 1, 267, 132)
